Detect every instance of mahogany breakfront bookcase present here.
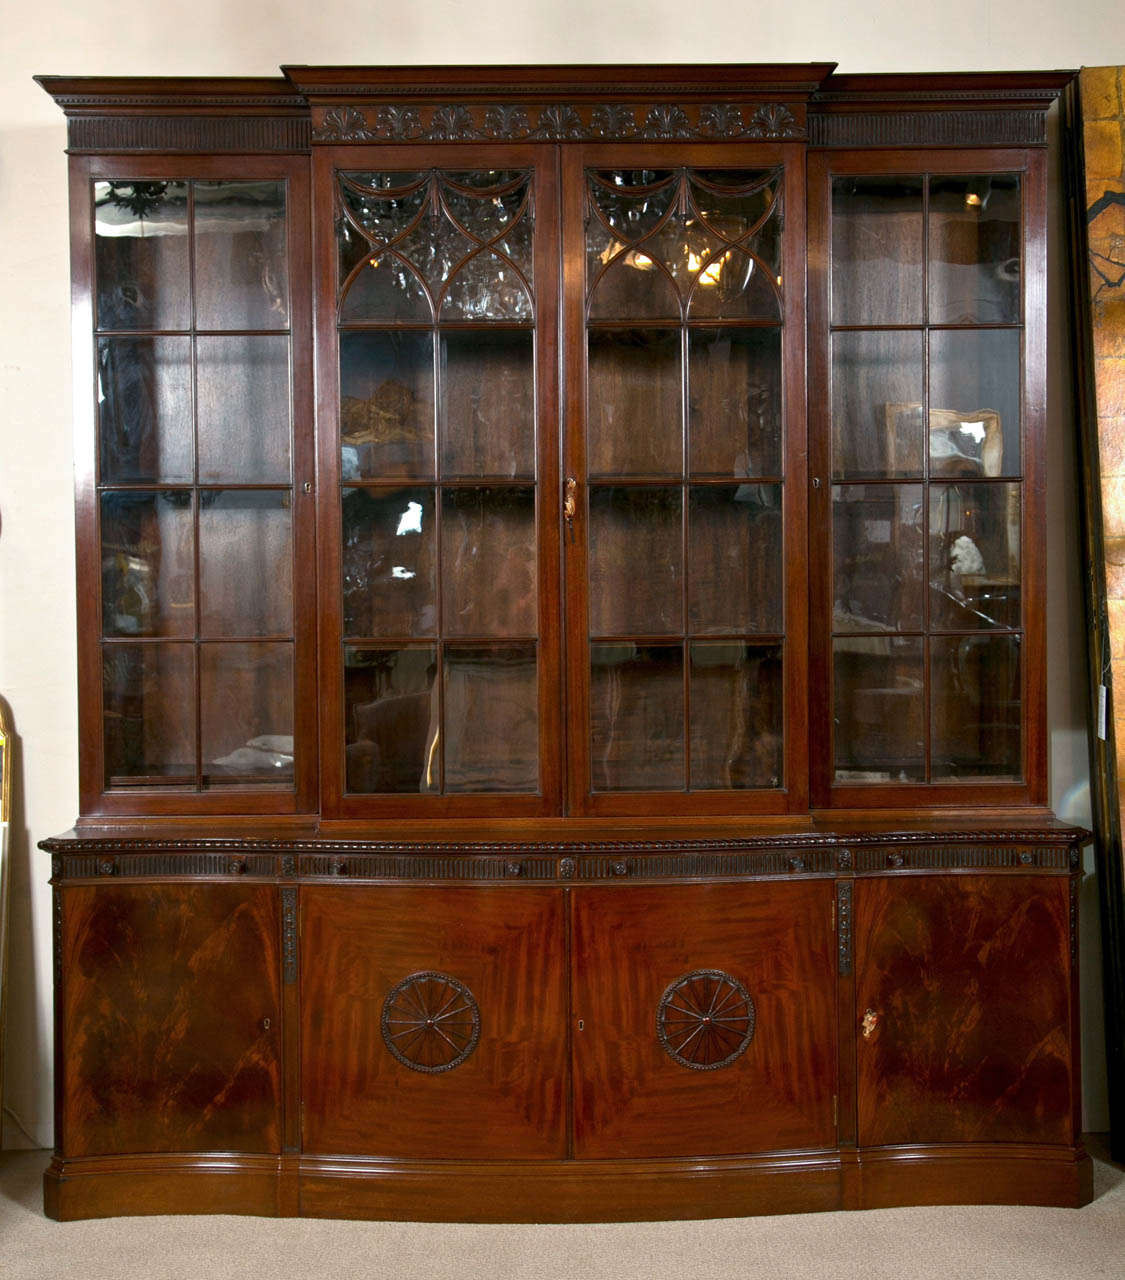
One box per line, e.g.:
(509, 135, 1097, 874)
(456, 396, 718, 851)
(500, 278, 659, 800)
(37, 65, 1093, 1222)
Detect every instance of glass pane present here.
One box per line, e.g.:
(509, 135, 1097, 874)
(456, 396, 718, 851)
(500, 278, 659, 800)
(833, 484, 924, 632)
(591, 643, 683, 790)
(196, 335, 291, 483)
(689, 328, 782, 477)
(342, 487, 436, 638)
(194, 180, 289, 330)
(340, 331, 434, 480)
(831, 176, 924, 326)
(97, 337, 193, 484)
(103, 643, 195, 783)
(100, 491, 194, 637)
(587, 170, 678, 245)
(929, 483, 1021, 631)
(345, 647, 438, 793)
(588, 254, 680, 320)
(441, 331, 534, 478)
(928, 174, 1020, 325)
(932, 634, 1020, 779)
(340, 172, 428, 246)
(340, 254, 432, 323)
(588, 487, 682, 635)
(94, 180, 189, 331)
(588, 330, 681, 476)
(441, 487, 537, 637)
(834, 636, 924, 782)
(690, 170, 780, 264)
(200, 642, 293, 785)
(442, 170, 530, 241)
(832, 330, 925, 478)
(930, 329, 1021, 476)
(199, 490, 292, 637)
(690, 642, 782, 789)
(688, 484, 782, 634)
(687, 248, 781, 322)
(444, 644, 538, 792)
(441, 250, 532, 321)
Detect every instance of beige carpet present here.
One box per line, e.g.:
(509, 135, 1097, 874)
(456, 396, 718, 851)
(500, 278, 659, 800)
(0, 1145, 1122, 1280)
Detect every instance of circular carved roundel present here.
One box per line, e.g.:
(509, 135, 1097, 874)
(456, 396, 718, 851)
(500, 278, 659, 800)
(381, 971, 481, 1074)
(657, 969, 756, 1071)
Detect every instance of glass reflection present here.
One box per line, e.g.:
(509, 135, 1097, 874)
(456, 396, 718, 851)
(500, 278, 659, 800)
(833, 484, 924, 632)
(103, 643, 195, 783)
(345, 646, 438, 793)
(95, 180, 189, 331)
(834, 636, 924, 782)
(444, 644, 538, 792)
(591, 643, 684, 790)
(831, 176, 923, 327)
(200, 642, 293, 785)
(342, 487, 436, 638)
(931, 634, 1020, 779)
(929, 483, 1021, 631)
(100, 491, 194, 637)
(929, 174, 1021, 325)
(194, 180, 288, 330)
(690, 643, 782, 789)
(97, 336, 193, 484)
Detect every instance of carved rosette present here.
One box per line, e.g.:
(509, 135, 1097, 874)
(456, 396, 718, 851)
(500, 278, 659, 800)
(381, 971, 481, 1074)
(311, 102, 807, 144)
(657, 970, 756, 1071)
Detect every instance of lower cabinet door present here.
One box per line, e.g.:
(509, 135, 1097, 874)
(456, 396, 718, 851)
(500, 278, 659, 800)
(572, 881, 837, 1158)
(60, 883, 282, 1157)
(300, 885, 568, 1159)
(855, 874, 1075, 1147)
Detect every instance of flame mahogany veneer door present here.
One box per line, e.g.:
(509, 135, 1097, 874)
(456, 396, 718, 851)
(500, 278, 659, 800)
(59, 883, 282, 1157)
(300, 885, 568, 1158)
(854, 874, 1075, 1147)
(571, 881, 836, 1158)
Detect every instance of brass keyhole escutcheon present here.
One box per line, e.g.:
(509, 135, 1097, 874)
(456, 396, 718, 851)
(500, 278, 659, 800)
(862, 1009, 880, 1039)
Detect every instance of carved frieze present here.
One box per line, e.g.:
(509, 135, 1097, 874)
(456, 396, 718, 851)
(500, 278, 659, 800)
(312, 101, 806, 144)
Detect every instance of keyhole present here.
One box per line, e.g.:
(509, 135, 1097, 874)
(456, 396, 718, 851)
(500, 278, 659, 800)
(577, 1019, 585, 1032)
(262, 1017, 272, 1031)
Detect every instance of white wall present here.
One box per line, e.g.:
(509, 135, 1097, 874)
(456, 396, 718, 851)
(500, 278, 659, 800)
(3, 0, 1124, 1149)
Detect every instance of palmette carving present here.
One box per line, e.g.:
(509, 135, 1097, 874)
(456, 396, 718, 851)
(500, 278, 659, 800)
(309, 101, 808, 144)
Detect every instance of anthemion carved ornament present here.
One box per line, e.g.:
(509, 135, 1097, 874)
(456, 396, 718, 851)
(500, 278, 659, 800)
(311, 101, 804, 144)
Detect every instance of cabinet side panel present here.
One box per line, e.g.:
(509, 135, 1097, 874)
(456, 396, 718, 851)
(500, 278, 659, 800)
(855, 873, 1073, 1146)
(60, 883, 283, 1156)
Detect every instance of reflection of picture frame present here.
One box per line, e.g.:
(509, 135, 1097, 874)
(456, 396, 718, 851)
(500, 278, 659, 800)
(885, 402, 1003, 477)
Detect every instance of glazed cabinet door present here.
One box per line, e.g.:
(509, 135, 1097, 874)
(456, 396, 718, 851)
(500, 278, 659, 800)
(73, 157, 316, 816)
(300, 885, 568, 1158)
(571, 880, 836, 1158)
(563, 145, 808, 817)
(854, 874, 1077, 1146)
(808, 150, 1046, 808)
(57, 883, 282, 1157)
(317, 147, 562, 817)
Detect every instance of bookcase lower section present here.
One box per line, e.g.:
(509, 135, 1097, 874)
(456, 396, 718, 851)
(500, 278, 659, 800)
(41, 825, 1092, 1222)
(43, 1146, 1094, 1222)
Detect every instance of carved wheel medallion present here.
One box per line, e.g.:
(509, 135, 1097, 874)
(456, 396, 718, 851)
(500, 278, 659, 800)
(381, 971, 481, 1074)
(657, 970, 756, 1070)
